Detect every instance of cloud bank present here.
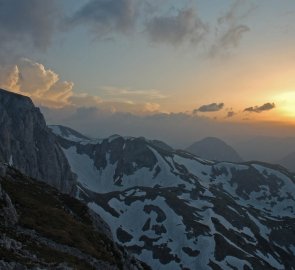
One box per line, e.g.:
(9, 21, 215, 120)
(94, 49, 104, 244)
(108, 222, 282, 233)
(41, 106, 295, 149)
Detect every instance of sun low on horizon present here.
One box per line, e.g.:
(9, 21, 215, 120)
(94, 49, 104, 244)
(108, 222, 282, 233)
(0, 0, 294, 139)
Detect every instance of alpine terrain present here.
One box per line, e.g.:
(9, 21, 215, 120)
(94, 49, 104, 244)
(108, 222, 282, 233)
(50, 125, 295, 270)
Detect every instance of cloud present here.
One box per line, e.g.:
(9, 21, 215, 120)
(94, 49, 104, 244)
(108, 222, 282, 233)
(0, 0, 59, 54)
(244, 102, 276, 113)
(0, 59, 74, 107)
(144, 102, 160, 112)
(0, 65, 20, 90)
(145, 7, 208, 46)
(218, 25, 250, 48)
(226, 111, 236, 118)
(209, 0, 253, 56)
(194, 102, 224, 113)
(69, 93, 102, 107)
(67, 0, 138, 38)
(103, 86, 167, 101)
(0, 58, 163, 114)
(41, 106, 295, 149)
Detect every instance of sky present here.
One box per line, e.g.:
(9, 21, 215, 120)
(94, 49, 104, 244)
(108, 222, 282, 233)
(0, 0, 295, 146)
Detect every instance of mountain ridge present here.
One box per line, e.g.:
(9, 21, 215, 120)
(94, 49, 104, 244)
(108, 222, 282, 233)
(51, 125, 295, 270)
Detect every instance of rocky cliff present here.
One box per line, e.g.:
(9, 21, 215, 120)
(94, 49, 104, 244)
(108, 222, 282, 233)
(0, 89, 76, 194)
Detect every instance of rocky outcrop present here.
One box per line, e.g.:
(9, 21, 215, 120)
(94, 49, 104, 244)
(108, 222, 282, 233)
(0, 89, 76, 194)
(0, 163, 150, 270)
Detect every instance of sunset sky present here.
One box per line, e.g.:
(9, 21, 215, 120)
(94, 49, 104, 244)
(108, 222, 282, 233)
(0, 0, 295, 143)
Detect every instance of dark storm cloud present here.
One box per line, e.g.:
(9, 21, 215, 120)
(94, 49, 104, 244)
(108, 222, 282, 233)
(67, 0, 138, 37)
(0, 0, 59, 51)
(145, 7, 208, 46)
(244, 102, 275, 113)
(194, 103, 224, 113)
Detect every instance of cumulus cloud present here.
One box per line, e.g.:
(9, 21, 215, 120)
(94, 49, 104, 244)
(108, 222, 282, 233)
(0, 59, 163, 113)
(194, 102, 224, 113)
(244, 102, 276, 113)
(0, 0, 59, 55)
(0, 59, 74, 107)
(67, 0, 138, 38)
(145, 7, 208, 46)
(0, 65, 20, 90)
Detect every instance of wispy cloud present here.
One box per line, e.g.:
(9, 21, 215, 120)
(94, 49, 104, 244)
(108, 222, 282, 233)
(145, 7, 208, 46)
(103, 86, 167, 101)
(67, 0, 138, 38)
(209, 0, 254, 57)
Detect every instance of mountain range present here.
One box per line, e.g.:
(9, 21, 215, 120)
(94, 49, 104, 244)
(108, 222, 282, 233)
(1, 88, 295, 270)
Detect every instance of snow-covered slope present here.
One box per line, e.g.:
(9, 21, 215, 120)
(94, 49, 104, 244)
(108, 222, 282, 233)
(52, 125, 295, 270)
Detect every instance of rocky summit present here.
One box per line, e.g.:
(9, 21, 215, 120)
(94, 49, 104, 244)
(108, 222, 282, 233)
(0, 89, 76, 194)
(51, 125, 295, 270)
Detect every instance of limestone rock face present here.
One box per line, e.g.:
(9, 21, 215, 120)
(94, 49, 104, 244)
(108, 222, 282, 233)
(0, 89, 76, 194)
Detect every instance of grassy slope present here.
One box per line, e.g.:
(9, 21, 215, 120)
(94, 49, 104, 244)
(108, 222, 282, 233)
(1, 167, 125, 269)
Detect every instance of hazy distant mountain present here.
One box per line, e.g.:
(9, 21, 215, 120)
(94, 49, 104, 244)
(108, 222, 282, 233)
(233, 136, 295, 163)
(52, 125, 295, 269)
(277, 152, 295, 172)
(186, 137, 243, 162)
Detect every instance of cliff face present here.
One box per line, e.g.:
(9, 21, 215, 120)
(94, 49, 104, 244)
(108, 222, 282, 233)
(0, 89, 76, 194)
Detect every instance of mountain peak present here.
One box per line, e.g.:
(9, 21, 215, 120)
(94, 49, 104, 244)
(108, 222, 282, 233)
(186, 136, 243, 162)
(0, 89, 76, 193)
